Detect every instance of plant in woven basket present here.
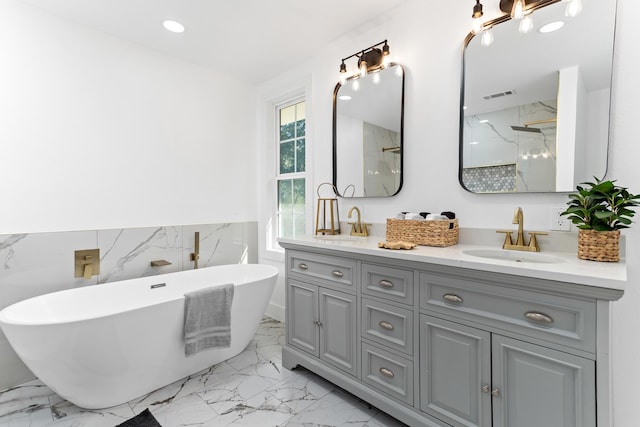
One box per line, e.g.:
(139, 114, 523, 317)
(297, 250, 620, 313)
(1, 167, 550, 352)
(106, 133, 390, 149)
(561, 177, 640, 231)
(561, 177, 640, 261)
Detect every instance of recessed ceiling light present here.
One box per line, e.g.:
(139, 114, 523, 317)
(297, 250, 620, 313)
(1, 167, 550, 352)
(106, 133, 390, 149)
(470, 141, 480, 145)
(479, 119, 489, 123)
(539, 21, 564, 34)
(339, 95, 352, 101)
(163, 20, 185, 33)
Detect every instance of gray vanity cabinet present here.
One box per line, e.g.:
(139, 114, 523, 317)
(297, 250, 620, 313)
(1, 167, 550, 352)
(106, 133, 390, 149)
(420, 316, 595, 427)
(491, 335, 595, 427)
(281, 242, 622, 427)
(420, 315, 492, 427)
(286, 251, 358, 377)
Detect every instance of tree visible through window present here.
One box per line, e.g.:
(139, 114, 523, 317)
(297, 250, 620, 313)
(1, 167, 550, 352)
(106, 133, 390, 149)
(277, 100, 305, 238)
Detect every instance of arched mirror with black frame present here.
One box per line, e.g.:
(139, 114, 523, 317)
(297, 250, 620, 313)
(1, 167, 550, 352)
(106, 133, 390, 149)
(459, 0, 617, 193)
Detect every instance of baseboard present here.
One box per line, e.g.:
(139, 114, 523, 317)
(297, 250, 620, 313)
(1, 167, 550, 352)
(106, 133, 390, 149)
(265, 302, 284, 322)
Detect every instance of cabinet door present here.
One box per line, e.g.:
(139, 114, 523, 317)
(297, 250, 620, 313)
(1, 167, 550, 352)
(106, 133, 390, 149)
(420, 315, 491, 427)
(319, 288, 358, 376)
(492, 335, 596, 427)
(287, 281, 319, 356)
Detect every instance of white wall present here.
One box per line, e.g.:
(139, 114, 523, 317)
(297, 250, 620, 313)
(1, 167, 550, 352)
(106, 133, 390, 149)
(258, 0, 640, 425)
(0, 0, 258, 234)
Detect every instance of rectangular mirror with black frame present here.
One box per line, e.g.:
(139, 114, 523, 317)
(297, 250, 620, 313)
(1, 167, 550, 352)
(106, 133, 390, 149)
(460, 0, 617, 193)
(333, 63, 405, 198)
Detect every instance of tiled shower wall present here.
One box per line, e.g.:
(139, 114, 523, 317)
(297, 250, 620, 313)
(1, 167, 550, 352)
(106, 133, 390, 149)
(0, 222, 257, 390)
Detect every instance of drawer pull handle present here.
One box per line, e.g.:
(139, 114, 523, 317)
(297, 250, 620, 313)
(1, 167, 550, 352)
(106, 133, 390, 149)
(378, 321, 395, 331)
(332, 270, 344, 278)
(525, 311, 554, 325)
(298, 263, 308, 270)
(313, 320, 323, 327)
(379, 367, 395, 378)
(379, 279, 395, 288)
(443, 294, 463, 304)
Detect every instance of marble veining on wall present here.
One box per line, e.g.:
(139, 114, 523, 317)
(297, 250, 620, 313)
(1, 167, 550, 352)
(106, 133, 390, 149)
(0, 221, 258, 391)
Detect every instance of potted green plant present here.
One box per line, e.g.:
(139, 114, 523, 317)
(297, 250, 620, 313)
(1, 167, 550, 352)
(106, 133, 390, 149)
(561, 177, 640, 261)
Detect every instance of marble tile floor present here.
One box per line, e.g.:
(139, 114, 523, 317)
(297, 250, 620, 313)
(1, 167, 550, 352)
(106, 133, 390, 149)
(0, 318, 407, 427)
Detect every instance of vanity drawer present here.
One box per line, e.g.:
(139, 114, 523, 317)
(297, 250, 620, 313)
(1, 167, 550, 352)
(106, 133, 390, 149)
(362, 342, 414, 405)
(362, 263, 413, 305)
(362, 298, 413, 355)
(288, 250, 356, 290)
(420, 272, 596, 353)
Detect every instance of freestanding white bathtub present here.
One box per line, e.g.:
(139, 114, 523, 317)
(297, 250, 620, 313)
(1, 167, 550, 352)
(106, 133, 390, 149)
(0, 264, 278, 409)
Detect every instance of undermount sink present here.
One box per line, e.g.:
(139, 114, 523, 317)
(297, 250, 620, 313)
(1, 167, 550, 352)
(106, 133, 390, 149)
(462, 249, 565, 264)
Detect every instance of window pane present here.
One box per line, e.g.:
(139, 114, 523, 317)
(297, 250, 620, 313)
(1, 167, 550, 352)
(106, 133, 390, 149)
(278, 180, 292, 208)
(296, 138, 305, 172)
(278, 178, 305, 238)
(280, 141, 295, 174)
(280, 105, 296, 140)
(296, 119, 305, 138)
(293, 178, 305, 205)
(296, 102, 305, 122)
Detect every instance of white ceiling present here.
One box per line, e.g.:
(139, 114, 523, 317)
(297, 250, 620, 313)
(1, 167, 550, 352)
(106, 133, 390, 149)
(18, 0, 409, 84)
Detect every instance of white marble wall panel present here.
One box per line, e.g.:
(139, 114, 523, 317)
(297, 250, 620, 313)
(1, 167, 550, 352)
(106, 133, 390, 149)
(0, 231, 97, 308)
(183, 222, 256, 269)
(97, 226, 183, 284)
(0, 221, 258, 391)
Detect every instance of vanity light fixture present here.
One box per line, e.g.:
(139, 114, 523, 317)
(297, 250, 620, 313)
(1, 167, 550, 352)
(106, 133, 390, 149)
(162, 19, 185, 33)
(472, 0, 484, 35)
(338, 40, 390, 83)
(473, 0, 583, 46)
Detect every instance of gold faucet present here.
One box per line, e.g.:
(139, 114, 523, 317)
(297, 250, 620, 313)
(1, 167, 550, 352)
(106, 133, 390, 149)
(497, 207, 548, 252)
(190, 231, 200, 269)
(347, 206, 370, 237)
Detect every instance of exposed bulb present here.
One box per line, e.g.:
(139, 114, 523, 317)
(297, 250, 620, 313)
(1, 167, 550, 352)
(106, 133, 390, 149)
(372, 72, 381, 84)
(511, 0, 526, 19)
(352, 80, 360, 91)
(359, 61, 367, 78)
(565, 0, 582, 17)
(339, 73, 347, 86)
(472, 17, 483, 35)
(382, 54, 391, 69)
(481, 27, 494, 47)
(519, 14, 533, 33)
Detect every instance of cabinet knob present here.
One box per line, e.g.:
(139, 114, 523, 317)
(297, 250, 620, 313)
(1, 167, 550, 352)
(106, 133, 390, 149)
(298, 263, 308, 270)
(443, 293, 463, 304)
(525, 311, 554, 325)
(491, 388, 501, 398)
(378, 321, 395, 331)
(481, 385, 490, 393)
(332, 270, 344, 278)
(379, 367, 395, 378)
(379, 279, 395, 288)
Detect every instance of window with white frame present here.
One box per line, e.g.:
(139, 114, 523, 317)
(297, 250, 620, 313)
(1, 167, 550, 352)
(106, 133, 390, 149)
(276, 99, 306, 240)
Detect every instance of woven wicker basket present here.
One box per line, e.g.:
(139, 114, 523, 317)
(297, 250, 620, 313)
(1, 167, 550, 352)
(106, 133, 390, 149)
(386, 218, 459, 247)
(578, 229, 620, 262)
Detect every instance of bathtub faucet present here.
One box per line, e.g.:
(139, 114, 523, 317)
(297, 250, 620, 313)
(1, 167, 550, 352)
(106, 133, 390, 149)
(190, 232, 200, 269)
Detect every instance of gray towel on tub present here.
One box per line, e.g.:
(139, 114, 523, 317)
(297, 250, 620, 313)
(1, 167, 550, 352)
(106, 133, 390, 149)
(183, 283, 234, 357)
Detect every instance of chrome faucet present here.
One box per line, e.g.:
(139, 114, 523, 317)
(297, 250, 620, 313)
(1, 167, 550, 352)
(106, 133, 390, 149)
(497, 207, 548, 252)
(347, 206, 370, 237)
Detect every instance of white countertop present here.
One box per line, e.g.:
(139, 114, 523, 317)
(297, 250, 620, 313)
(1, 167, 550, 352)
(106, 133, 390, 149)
(279, 235, 626, 291)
